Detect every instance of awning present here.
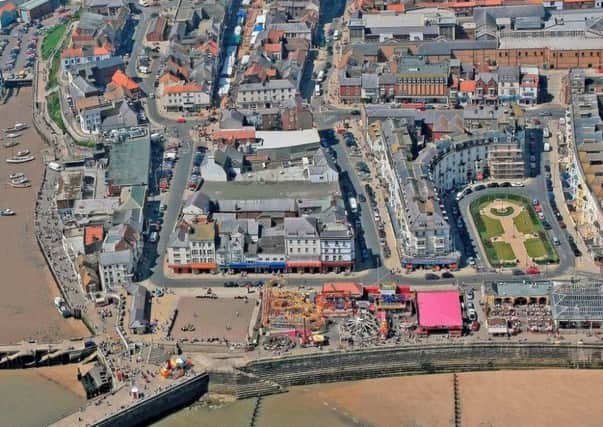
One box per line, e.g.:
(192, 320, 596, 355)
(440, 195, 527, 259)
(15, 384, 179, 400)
(287, 260, 322, 268)
(321, 261, 354, 267)
(168, 263, 217, 270)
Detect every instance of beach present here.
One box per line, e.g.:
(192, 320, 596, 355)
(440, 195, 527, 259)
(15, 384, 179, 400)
(0, 88, 87, 343)
(156, 369, 603, 427)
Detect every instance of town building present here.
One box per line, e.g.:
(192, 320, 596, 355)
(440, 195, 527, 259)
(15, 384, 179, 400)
(129, 285, 150, 334)
(162, 83, 210, 112)
(166, 222, 217, 273)
(19, 0, 57, 23)
(236, 79, 297, 109)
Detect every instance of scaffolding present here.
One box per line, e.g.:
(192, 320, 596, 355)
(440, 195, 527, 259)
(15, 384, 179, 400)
(551, 280, 603, 327)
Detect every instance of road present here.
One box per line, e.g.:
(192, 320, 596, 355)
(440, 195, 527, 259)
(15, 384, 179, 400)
(128, 2, 589, 290)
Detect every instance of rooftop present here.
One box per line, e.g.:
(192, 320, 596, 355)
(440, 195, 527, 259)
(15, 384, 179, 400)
(417, 290, 462, 329)
(256, 129, 320, 150)
(106, 135, 150, 188)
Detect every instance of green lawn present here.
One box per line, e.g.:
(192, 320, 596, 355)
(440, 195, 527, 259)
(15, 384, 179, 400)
(524, 238, 547, 258)
(482, 215, 504, 238)
(513, 210, 536, 234)
(41, 24, 67, 61)
(492, 242, 516, 261)
(47, 93, 66, 132)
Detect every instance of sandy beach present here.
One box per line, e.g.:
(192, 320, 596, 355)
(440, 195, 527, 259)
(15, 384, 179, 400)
(0, 88, 87, 343)
(156, 369, 603, 427)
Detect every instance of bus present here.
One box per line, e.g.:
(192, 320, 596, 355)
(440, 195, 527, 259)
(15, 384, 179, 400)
(349, 197, 358, 213)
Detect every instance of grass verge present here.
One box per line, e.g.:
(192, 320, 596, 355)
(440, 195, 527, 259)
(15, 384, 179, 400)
(47, 93, 66, 132)
(41, 24, 67, 60)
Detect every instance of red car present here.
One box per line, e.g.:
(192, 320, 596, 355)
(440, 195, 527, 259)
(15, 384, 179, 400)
(176, 117, 186, 123)
(559, 221, 567, 229)
(527, 266, 541, 275)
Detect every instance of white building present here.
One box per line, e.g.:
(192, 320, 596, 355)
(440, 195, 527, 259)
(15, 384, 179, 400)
(99, 249, 134, 291)
(497, 65, 520, 103)
(166, 222, 217, 273)
(162, 83, 211, 112)
(319, 222, 355, 272)
(236, 79, 296, 109)
(284, 217, 321, 260)
(519, 66, 539, 105)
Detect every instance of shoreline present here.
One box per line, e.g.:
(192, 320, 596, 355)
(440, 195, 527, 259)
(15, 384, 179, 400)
(0, 88, 87, 344)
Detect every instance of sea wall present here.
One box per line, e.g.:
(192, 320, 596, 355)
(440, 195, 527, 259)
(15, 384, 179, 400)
(228, 342, 603, 394)
(91, 373, 209, 427)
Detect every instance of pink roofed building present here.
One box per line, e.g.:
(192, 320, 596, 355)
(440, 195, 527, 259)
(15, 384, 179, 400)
(416, 290, 462, 335)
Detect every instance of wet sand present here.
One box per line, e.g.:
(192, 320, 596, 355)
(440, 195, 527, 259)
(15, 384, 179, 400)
(0, 368, 85, 427)
(0, 88, 87, 343)
(156, 369, 603, 427)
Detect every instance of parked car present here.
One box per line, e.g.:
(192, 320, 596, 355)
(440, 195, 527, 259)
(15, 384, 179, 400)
(442, 271, 455, 279)
(223, 281, 239, 288)
(425, 273, 440, 280)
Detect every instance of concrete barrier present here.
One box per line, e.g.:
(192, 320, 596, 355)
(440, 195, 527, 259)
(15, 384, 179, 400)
(225, 342, 603, 395)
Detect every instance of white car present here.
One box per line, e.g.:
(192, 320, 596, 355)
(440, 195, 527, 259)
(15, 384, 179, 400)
(511, 182, 525, 187)
(149, 231, 159, 243)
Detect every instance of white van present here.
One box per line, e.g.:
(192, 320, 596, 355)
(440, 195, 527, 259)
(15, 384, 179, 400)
(314, 84, 321, 96)
(149, 232, 159, 243)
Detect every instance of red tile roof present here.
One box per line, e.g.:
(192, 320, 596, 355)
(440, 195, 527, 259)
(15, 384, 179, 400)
(212, 128, 256, 141)
(111, 69, 139, 91)
(0, 2, 16, 13)
(61, 47, 84, 58)
(459, 80, 476, 93)
(84, 225, 104, 247)
(163, 83, 203, 95)
(264, 43, 281, 54)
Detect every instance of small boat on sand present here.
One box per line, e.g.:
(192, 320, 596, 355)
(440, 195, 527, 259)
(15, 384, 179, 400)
(10, 181, 31, 188)
(5, 133, 20, 139)
(9, 172, 24, 180)
(4, 141, 19, 148)
(1, 209, 15, 216)
(16, 150, 29, 157)
(6, 155, 34, 164)
(10, 176, 28, 185)
(4, 123, 28, 132)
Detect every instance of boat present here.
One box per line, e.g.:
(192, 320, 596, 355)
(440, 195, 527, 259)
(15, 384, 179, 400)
(10, 181, 31, 188)
(1, 209, 15, 216)
(10, 176, 29, 184)
(6, 155, 34, 163)
(5, 133, 20, 139)
(4, 123, 28, 132)
(9, 172, 24, 180)
(4, 141, 19, 148)
(16, 149, 29, 157)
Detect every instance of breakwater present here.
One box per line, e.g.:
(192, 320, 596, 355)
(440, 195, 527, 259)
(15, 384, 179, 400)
(209, 342, 603, 397)
(0, 339, 96, 369)
(53, 372, 209, 427)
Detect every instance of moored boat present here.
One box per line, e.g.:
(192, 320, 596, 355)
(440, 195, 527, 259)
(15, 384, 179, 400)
(5, 133, 20, 139)
(4, 123, 28, 132)
(10, 176, 29, 184)
(1, 209, 15, 216)
(4, 141, 19, 148)
(6, 155, 34, 163)
(10, 181, 31, 188)
(9, 172, 24, 180)
(16, 149, 29, 157)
